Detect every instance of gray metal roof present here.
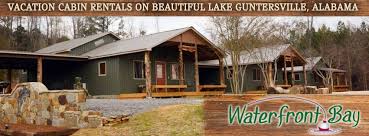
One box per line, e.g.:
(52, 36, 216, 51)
(82, 27, 192, 59)
(199, 44, 291, 66)
(36, 32, 118, 54)
(0, 50, 88, 60)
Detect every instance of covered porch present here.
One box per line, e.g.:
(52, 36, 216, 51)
(318, 68, 349, 92)
(276, 50, 307, 89)
(143, 29, 226, 96)
(0, 50, 87, 93)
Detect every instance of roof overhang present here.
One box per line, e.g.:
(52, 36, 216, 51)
(0, 50, 88, 61)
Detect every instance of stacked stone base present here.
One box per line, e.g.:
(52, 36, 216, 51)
(0, 82, 103, 128)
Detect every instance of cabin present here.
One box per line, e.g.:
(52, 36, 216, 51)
(0, 27, 226, 97)
(285, 57, 349, 92)
(200, 45, 349, 93)
(200, 44, 308, 92)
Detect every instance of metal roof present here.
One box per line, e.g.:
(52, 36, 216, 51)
(82, 27, 193, 59)
(0, 50, 88, 60)
(36, 32, 119, 54)
(199, 44, 291, 66)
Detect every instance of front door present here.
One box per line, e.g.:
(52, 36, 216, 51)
(156, 62, 166, 85)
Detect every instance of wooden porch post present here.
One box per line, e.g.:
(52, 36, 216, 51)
(284, 56, 288, 85)
(303, 65, 307, 86)
(219, 58, 225, 85)
(144, 51, 152, 97)
(178, 43, 184, 85)
(7, 68, 11, 93)
(267, 62, 274, 87)
(37, 57, 43, 83)
(194, 44, 200, 92)
(336, 74, 340, 86)
(291, 57, 295, 86)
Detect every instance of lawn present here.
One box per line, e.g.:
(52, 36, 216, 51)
(72, 104, 204, 136)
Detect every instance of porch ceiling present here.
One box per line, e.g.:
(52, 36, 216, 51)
(158, 41, 220, 61)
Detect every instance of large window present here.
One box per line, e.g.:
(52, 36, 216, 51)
(134, 60, 146, 79)
(98, 61, 107, 76)
(252, 68, 261, 81)
(170, 63, 179, 80)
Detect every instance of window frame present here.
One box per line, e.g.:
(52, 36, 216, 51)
(98, 61, 107, 76)
(252, 68, 261, 81)
(133, 60, 146, 80)
(169, 63, 179, 80)
(294, 73, 301, 81)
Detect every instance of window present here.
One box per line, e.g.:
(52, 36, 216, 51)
(98, 62, 107, 76)
(170, 64, 179, 80)
(252, 68, 261, 81)
(294, 73, 301, 81)
(134, 61, 146, 79)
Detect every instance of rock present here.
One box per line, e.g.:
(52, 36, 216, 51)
(66, 94, 76, 103)
(64, 111, 81, 128)
(52, 118, 65, 127)
(87, 115, 102, 128)
(267, 87, 289, 94)
(41, 110, 50, 119)
(306, 86, 317, 94)
(77, 93, 86, 103)
(318, 88, 330, 94)
(58, 95, 68, 105)
(35, 116, 47, 125)
(289, 85, 304, 94)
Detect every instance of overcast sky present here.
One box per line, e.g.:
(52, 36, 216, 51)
(62, 16, 368, 39)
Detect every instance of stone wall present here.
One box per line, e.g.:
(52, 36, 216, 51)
(0, 82, 102, 128)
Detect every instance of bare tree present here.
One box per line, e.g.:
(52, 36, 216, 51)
(208, 17, 275, 94)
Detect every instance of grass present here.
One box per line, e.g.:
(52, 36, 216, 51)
(72, 104, 204, 136)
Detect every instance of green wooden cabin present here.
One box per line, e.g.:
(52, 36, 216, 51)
(0, 27, 226, 96)
(200, 44, 309, 92)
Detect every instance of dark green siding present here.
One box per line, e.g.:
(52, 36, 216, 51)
(80, 56, 121, 95)
(119, 52, 146, 93)
(70, 35, 118, 55)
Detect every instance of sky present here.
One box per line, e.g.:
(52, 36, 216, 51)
(62, 16, 368, 39)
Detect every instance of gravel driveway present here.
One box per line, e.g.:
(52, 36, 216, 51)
(85, 98, 203, 117)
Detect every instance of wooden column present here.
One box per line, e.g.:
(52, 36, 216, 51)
(336, 75, 340, 86)
(291, 58, 295, 86)
(283, 56, 288, 85)
(267, 63, 274, 87)
(303, 65, 307, 86)
(37, 57, 43, 83)
(178, 42, 184, 85)
(194, 44, 200, 92)
(219, 58, 225, 85)
(7, 69, 11, 93)
(144, 51, 151, 97)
